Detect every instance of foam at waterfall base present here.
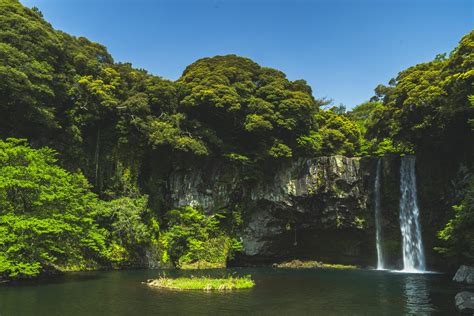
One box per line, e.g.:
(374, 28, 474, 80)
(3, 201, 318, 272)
(389, 269, 440, 274)
(370, 268, 440, 274)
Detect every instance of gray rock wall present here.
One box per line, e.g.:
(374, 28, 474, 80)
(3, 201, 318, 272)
(167, 156, 378, 265)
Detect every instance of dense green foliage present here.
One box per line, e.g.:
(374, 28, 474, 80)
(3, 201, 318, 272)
(0, 139, 108, 278)
(0, 0, 196, 195)
(437, 173, 474, 263)
(159, 206, 242, 268)
(0, 138, 237, 279)
(95, 196, 159, 265)
(1, 0, 361, 197)
(347, 101, 407, 156)
(352, 31, 474, 156)
(176, 55, 354, 160)
(0, 139, 159, 279)
(1, 0, 473, 278)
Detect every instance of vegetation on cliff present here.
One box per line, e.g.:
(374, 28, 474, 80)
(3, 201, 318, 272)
(273, 260, 357, 270)
(436, 173, 474, 263)
(159, 206, 242, 269)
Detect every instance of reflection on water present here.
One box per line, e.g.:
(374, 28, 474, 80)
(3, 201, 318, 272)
(376, 274, 390, 314)
(403, 274, 435, 315)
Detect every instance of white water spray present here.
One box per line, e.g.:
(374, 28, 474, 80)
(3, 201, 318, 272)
(374, 158, 385, 270)
(399, 156, 426, 272)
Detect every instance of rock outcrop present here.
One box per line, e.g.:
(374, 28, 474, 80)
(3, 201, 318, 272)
(455, 292, 474, 314)
(168, 156, 376, 265)
(453, 265, 474, 284)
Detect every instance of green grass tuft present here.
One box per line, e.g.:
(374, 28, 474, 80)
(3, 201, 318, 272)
(273, 259, 358, 269)
(145, 275, 255, 291)
(180, 260, 226, 270)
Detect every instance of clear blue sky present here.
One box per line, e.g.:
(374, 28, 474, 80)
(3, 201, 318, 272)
(22, 0, 473, 109)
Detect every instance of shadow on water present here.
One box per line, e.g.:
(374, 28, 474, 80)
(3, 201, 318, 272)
(3, 271, 106, 287)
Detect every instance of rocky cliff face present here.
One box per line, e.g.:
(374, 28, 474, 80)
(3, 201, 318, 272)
(147, 153, 457, 270)
(167, 156, 379, 266)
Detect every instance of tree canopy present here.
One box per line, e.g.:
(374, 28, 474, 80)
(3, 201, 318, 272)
(359, 31, 474, 155)
(177, 55, 326, 160)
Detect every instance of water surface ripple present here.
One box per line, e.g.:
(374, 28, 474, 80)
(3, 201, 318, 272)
(0, 268, 459, 315)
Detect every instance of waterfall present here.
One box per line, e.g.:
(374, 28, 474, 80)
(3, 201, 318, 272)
(399, 156, 426, 272)
(374, 158, 385, 270)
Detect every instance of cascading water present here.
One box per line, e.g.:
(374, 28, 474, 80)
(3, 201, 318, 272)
(374, 158, 385, 270)
(399, 156, 426, 272)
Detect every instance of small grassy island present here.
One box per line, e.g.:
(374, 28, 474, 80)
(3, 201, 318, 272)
(145, 275, 255, 291)
(274, 260, 358, 270)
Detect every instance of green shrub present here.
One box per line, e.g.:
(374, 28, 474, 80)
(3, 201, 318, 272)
(159, 206, 242, 268)
(436, 174, 474, 263)
(0, 139, 108, 279)
(96, 195, 159, 265)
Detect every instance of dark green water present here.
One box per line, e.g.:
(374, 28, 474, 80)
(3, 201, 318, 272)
(0, 268, 461, 315)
